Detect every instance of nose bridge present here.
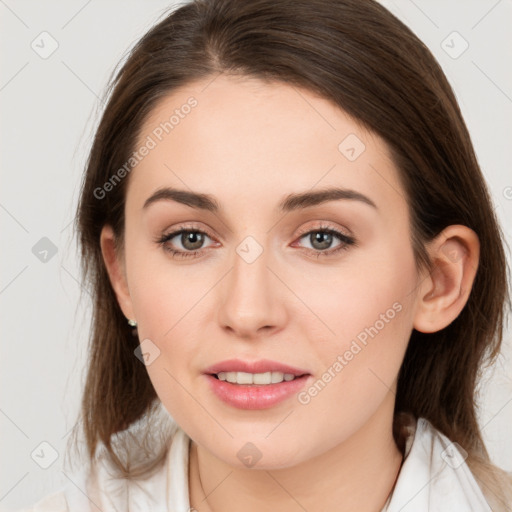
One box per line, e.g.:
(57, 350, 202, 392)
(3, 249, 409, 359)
(230, 233, 273, 310)
(217, 232, 286, 336)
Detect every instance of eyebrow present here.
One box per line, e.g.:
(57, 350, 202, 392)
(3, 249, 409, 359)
(143, 186, 377, 212)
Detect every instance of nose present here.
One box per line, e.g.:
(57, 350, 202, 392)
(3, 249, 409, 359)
(217, 243, 288, 339)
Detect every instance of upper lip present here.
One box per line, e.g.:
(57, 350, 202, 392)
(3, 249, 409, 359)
(203, 358, 311, 376)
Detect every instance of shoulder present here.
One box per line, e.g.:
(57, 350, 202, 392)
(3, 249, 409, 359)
(16, 489, 69, 512)
(14, 468, 91, 512)
(17, 425, 191, 512)
(385, 417, 492, 512)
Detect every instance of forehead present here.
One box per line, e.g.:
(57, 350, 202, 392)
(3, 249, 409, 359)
(129, 74, 406, 217)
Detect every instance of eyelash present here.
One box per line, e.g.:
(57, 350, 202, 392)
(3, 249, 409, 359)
(156, 223, 356, 260)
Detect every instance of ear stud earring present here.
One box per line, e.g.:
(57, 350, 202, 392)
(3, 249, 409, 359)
(127, 319, 138, 327)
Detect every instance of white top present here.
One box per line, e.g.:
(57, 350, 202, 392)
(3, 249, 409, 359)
(19, 417, 492, 512)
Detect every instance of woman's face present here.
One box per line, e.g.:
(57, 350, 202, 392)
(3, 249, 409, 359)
(115, 74, 424, 468)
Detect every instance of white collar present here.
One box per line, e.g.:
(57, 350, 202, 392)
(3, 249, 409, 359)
(383, 417, 491, 511)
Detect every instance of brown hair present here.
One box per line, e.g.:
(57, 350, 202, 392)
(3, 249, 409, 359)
(68, 0, 511, 507)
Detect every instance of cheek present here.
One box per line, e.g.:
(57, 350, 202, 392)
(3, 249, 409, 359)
(128, 269, 206, 417)
(295, 242, 415, 346)
(292, 243, 416, 409)
(126, 239, 214, 338)
(125, 245, 221, 395)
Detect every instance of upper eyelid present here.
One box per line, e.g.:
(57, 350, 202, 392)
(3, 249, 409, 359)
(295, 222, 352, 238)
(161, 223, 217, 241)
(161, 221, 349, 239)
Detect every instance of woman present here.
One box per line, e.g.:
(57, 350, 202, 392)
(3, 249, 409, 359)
(21, 0, 512, 510)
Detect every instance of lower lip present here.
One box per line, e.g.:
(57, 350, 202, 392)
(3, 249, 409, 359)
(204, 374, 311, 410)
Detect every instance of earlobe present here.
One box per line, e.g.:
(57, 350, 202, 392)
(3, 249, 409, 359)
(100, 225, 135, 321)
(413, 225, 479, 333)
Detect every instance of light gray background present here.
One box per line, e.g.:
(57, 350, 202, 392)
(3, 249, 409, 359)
(1, 1, 511, 510)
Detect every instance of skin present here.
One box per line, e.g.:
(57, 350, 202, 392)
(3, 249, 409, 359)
(101, 74, 479, 512)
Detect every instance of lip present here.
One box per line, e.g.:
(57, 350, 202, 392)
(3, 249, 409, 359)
(202, 358, 312, 410)
(203, 358, 310, 377)
(204, 374, 312, 410)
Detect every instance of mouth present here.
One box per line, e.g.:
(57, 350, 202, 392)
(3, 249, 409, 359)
(202, 359, 312, 409)
(204, 372, 312, 410)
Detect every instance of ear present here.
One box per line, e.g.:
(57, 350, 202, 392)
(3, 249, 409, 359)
(100, 225, 135, 321)
(413, 224, 480, 333)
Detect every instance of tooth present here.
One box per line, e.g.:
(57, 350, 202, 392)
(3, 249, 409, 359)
(271, 371, 284, 383)
(236, 372, 254, 384)
(253, 371, 272, 384)
(215, 371, 298, 384)
(226, 372, 237, 383)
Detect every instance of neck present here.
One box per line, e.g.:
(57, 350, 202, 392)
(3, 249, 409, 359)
(188, 392, 403, 512)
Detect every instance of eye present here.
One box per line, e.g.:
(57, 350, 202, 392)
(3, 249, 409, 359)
(293, 223, 356, 258)
(156, 225, 217, 259)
